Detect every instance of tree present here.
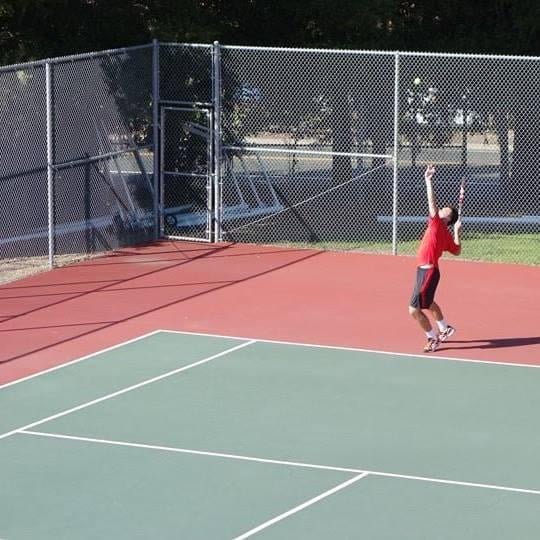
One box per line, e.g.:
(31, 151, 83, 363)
(0, 1, 152, 64)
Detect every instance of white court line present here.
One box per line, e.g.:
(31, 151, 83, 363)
(20, 431, 360, 474)
(1, 324, 536, 394)
(0, 330, 165, 390)
(19, 430, 540, 497)
(0, 340, 255, 441)
(232, 473, 370, 540)
(159, 329, 540, 369)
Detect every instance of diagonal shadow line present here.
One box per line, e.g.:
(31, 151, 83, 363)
(0, 249, 314, 291)
(438, 336, 540, 351)
(107, 240, 208, 257)
(0, 279, 121, 291)
(70, 247, 314, 268)
(0, 249, 322, 364)
(0, 241, 201, 292)
(0, 279, 236, 302)
(72, 242, 221, 260)
(0, 321, 117, 332)
(0, 244, 230, 326)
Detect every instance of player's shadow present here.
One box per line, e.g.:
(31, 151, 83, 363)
(438, 337, 540, 351)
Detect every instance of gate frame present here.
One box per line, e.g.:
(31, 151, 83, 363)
(159, 105, 214, 242)
(155, 42, 221, 243)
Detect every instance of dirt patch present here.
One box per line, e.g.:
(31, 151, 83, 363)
(0, 253, 104, 285)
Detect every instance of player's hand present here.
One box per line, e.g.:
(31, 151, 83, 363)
(424, 165, 435, 182)
(454, 219, 462, 234)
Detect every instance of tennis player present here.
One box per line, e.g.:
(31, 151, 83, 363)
(409, 165, 462, 352)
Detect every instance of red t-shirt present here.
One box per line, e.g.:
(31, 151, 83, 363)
(417, 215, 460, 266)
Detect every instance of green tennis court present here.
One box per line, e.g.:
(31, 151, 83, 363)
(1, 331, 539, 539)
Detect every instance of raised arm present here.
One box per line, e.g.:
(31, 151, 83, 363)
(424, 165, 438, 217)
(451, 219, 462, 255)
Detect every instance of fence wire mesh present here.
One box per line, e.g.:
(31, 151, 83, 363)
(161, 107, 212, 240)
(1, 43, 538, 285)
(0, 45, 155, 283)
(220, 47, 395, 155)
(396, 53, 540, 264)
(53, 47, 153, 163)
(51, 46, 154, 259)
(159, 43, 213, 105)
(217, 46, 538, 264)
(53, 152, 154, 256)
(219, 46, 397, 250)
(0, 64, 48, 266)
(221, 150, 392, 248)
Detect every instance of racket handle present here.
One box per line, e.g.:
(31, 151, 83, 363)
(458, 178, 466, 218)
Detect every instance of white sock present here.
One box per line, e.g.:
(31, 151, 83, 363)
(436, 319, 448, 332)
(426, 329, 437, 339)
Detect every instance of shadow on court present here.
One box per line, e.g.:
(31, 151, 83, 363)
(0, 244, 323, 364)
(439, 336, 540, 351)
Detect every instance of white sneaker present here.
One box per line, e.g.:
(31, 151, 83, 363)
(439, 326, 456, 342)
(423, 337, 440, 353)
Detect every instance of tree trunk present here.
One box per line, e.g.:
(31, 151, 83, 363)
(494, 111, 510, 198)
(512, 108, 540, 214)
(331, 88, 352, 184)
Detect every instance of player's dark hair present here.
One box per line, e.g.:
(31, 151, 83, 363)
(447, 207, 458, 226)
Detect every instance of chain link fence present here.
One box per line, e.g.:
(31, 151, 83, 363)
(217, 46, 539, 265)
(0, 44, 155, 283)
(158, 44, 214, 240)
(395, 52, 540, 264)
(1, 42, 538, 283)
(219, 46, 395, 248)
(0, 62, 48, 279)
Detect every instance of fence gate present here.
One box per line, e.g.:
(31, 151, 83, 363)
(160, 106, 213, 241)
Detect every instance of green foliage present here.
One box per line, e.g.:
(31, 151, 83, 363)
(273, 232, 540, 265)
(1, 1, 147, 63)
(3, 1, 540, 66)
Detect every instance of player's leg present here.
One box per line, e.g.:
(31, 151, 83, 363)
(428, 301, 456, 341)
(408, 306, 433, 332)
(409, 266, 440, 352)
(429, 301, 444, 321)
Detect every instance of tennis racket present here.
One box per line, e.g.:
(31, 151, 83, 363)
(457, 178, 466, 219)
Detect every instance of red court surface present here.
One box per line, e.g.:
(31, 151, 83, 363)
(1, 240, 539, 384)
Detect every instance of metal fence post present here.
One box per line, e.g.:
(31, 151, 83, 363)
(152, 38, 161, 239)
(392, 52, 400, 255)
(45, 61, 55, 267)
(212, 41, 222, 242)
